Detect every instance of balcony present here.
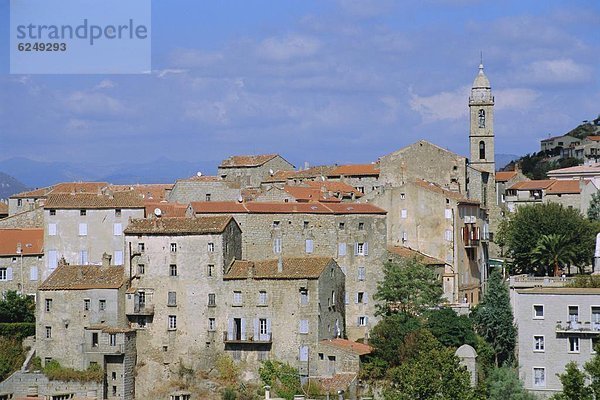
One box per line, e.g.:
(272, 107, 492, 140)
(125, 301, 154, 316)
(223, 331, 272, 344)
(556, 321, 600, 334)
(84, 343, 125, 354)
(461, 226, 480, 248)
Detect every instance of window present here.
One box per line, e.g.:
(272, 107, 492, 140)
(45, 326, 52, 339)
(115, 209, 121, 217)
(79, 223, 87, 236)
(401, 209, 407, 219)
(569, 306, 579, 327)
(273, 238, 282, 254)
(338, 243, 347, 256)
(592, 307, 600, 329)
(533, 305, 544, 319)
(112, 386, 117, 397)
(445, 209, 452, 219)
(358, 267, 366, 281)
(205, 193, 211, 202)
(357, 292, 366, 303)
(168, 291, 177, 306)
(17, 199, 22, 207)
(138, 317, 146, 328)
(233, 291, 242, 305)
(0, 268, 7, 281)
(109, 334, 117, 346)
(355, 242, 368, 256)
(358, 222, 364, 230)
(272, 220, 280, 228)
(533, 336, 544, 352)
(84, 299, 90, 311)
(258, 291, 267, 305)
(170, 243, 177, 253)
(569, 337, 580, 353)
(208, 318, 216, 331)
(137, 243, 145, 253)
(92, 332, 98, 347)
(169, 264, 178, 277)
(48, 223, 57, 236)
(137, 264, 145, 275)
(49, 209, 56, 216)
(45, 298, 52, 312)
(99, 299, 106, 311)
(259, 318, 268, 336)
(445, 229, 452, 241)
(112, 371, 117, 380)
(207, 264, 214, 277)
(303, 221, 309, 229)
(114, 250, 123, 265)
(331, 290, 336, 306)
(208, 242, 214, 252)
(300, 289, 308, 305)
(305, 239, 314, 254)
(113, 223, 122, 236)
(79, 250, 88, 265)
(168, 315, 177, 330)
(299, 319, 309, 334)
(208, 293, 216, 307)
(400, 193, 405, 200)
(358, 316, 368, 326)
(80, 209, 86, 216)
(338, 222, 345, 230)
(479, 141, 486, 160)
(533, 367, 545, 387)
(478, 109, 485, 128)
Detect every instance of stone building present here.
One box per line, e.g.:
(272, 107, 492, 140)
(43, 190, 145, 275)
(217, 154, 295, 188)
(123, 216, 242, 399)
(513, 286, 600, 397)
(168, 175, 242, 204)
(0, 202, 8, 219)
(188, 201, 387, 341)
(36, 260, 135, 400)
(0, 228, 44, 296)
(505, 179, 598, 214)
(222, 257, 345, 377)
(327, 164, 381, 196)
(495, 170, 529, 211)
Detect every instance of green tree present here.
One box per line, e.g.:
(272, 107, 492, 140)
(498, 203, 596, 275)
(374, 258, 443, 316)
(588, 191, 600, 222)
(531, 234, 576, 276)
(0, 337, 26, 381)
(0, 291, 35, 323)
(472, 269, 516, 366)
(425, 307, 477, 348)
(383, 330, 477, 400)
(551, 362, 593, 400)
(259, 360, 301, 400)
(585, 349, 600, 399)
(486, 366, 538, 400)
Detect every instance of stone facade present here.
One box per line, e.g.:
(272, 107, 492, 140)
(0, 370, 103, 400)
(0, 228, 44, 296)
(0, 208, 44, 229)
(168, 176, 242, 204)
(218, 154, 295, 188)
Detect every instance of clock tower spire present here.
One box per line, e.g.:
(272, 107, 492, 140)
(469, 62, 495, 174)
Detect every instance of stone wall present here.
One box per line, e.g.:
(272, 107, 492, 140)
(0, 254, 44, 296)
(0, 370, 102, 400)
(168, 180, 242, 204)
(0, 208, 43, 229)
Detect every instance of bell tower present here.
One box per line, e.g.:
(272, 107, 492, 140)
(469, 62, 495, 174)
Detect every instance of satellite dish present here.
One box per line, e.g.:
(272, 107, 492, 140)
(154, 208, 162, 217)
(237, 196, 243, 203)
(269, 169, 274, 176)
(196, 171, 203, 177)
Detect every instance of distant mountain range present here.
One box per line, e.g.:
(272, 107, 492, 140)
(0, 172, 29, 200)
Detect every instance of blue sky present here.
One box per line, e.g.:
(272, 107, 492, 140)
(1, 0, 599, 169)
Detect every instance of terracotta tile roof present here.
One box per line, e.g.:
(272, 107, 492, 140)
(387, 246, 446, 265)
(190, 201, 386, 215)
(508, 180, 556, 191)
(39, 265, 125, 290)
(0, 229, 43, 256)
(587, 135, 600, 142)
(219, 154, 279, 168)
(51, 182, 109, 194)
(545, 179, 590, 195)
(0, 202, 7, 214)
(242, 188, 261, 201)
(283, 186, 342, 203)
(224, 257, 335, 280)
(261, 170, 298, 183)
(548, 164, 600, 175)
(516, 287, 600, 295)
(317, 373, 358, 393)
(329, 164, 380, 177)
(495, 171, 518, 182)
(144, 202, 188, 218)
(294, 165, 338, 179)
(414, 179, 478, 204)
(178, 175, 222, 182)
(44, 191, 145, 209)
(305, 181, 362, 196)
(320, 338, 373, 355)
(124, 216, 234, 235)
(112, 184, 174, 201)
(10, 187, 49, 199)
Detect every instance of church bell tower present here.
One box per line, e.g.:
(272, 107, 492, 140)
(469, 63, 495, 174)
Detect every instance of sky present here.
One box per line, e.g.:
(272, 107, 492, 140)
(0, 0, 599, 169)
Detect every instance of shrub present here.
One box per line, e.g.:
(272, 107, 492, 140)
(43, 360, 103, 383)
(215, 354, 239, 383)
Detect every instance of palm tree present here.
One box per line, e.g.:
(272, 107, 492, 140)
(531, 234, 576, 277)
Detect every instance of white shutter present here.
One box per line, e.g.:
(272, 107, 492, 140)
(364, 242, 369, 256)
(445, 230, 452, 241)
(253, 318, 259, 339)
(445, 209, 452, 219)
(114, 250, 123, 265)
(354, 293, 359, 304)
(48, 250, 58, 270)
(305, 239, 314, 254)
(48, 223, 57, 236)
(241, 318, 246, 340)
(113, 223, 122, 236)
(338, 243, 346, 256)
(267, 318, 272, 335)
(6, 268, 13, 281)
(227, 319, 234, 340)
(79, 223, 87, 236)
(344, 293, 349, 304)
(365, 316, 369, 325)
(79, 250, 88, 265)
(30, 266, 38, 281)
(356, 317, 361, 326)
(364, 292, 368, 304)
(299, 345, 309, 362)
(401, 209, 407, 219)
(354, 242, 359, 256)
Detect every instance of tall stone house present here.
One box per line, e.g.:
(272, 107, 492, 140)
(0, 228, 44, 296)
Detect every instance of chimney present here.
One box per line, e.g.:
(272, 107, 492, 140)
(304, 161, 309, 170)
(102, 253, 112, 267)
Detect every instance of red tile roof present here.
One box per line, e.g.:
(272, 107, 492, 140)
(508, 180, 556, 190)
(329, 164, 379, 177)
(144, 202, 188, 218)
(545, 179, 590, 195)
(10, 187, 50, 199)
(0, 229, 43, 256)
(44, 191, 145, 209)
(224, 257, 334, 280)
(495, 171, 518, 182)
(261, 170, 298, 183)
(178, 175, 222, 182)
(387, 246, 446, 265)
(305, 181, 362, 196)
(587, 135, 600, 142)
(124, 216, 234, 235)
(283, 186, 342, 203)
(320, 338, 373, 355)
(39, 265, 125, 290)
(293, 165, 338, 179)
(219, 154, 279, 168)
(189, 201, 386, 215)
(112, 184, 174, 201)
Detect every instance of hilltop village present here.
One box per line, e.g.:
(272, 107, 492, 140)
(0, 65, 599, 400)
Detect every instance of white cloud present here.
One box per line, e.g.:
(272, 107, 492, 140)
(520, 59, 593, 85)
(409, 85, 470, 123)
(63, 92, 125, 117)
(154, 69, 188, 79)
(494, 88, 540, 111)
(257, 35, 321, 61)
(94, 80, 115, 90)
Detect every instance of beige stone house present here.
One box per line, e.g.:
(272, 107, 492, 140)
(0, 228, 44, 296)
(188, 201, 387, 341)
(505, 179, 598, 214)
(222, 257, 345, 377)
(168, 175, 242, 204)
(217, 154, 295, 188)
